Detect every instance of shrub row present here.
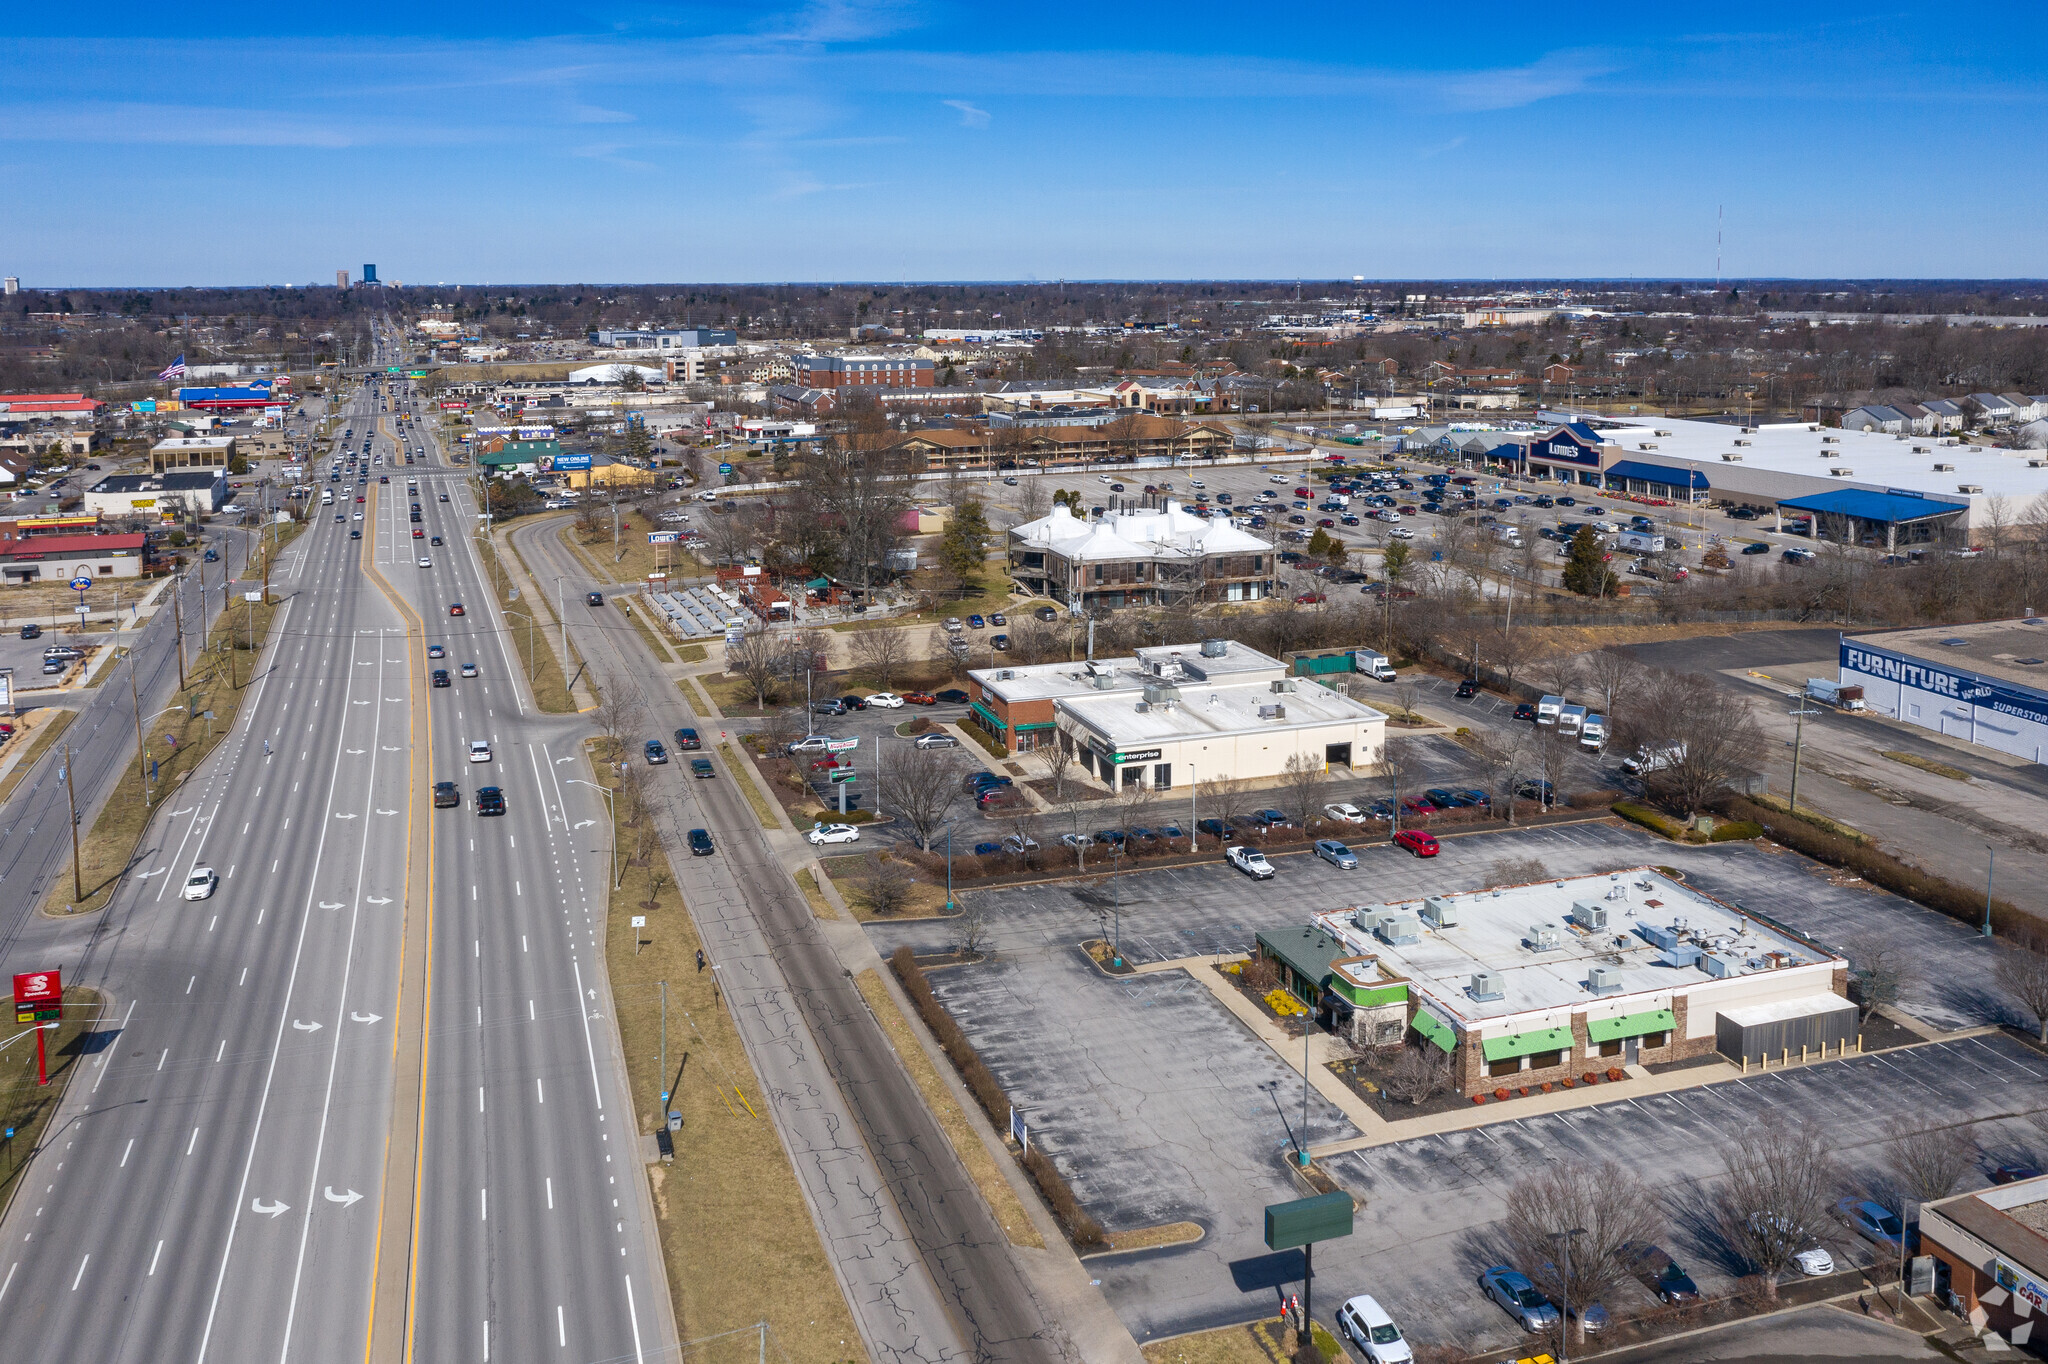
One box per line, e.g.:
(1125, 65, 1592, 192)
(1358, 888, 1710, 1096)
(888, 947, 1106, 1247)
(1612, 799, 1688, 840)
(1718, 794, 2035, 937)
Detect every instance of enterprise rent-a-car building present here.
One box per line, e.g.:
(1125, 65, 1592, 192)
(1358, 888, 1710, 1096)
(1841, 618, 2048, 762)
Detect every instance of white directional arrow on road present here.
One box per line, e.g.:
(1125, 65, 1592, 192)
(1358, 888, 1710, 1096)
(382, 745, 401, 752)
(385, 697, 402, 703)
(365, 896, 392, 905)
(319, 901, 344, 910)
(350, 1012, 383, 1024)
(573, 819, 596, 830)
(291, 1020, 322, 1033)
(554, 756, 575, 765)
(352, 700, 371, 706)
(374, 808, 397, 816)
(169, 807, 196, 818)
(323, 1187, 364, 1208)
(251, 1198, 289, 1218)
(333, 812, 358, 820)
(346, 749, 366, 755)
(137, 868, 168, 879)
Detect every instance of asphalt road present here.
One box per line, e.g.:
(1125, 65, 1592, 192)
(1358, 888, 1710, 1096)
(518, 516, 1075, 1362)
(0, 357, 674, 1363)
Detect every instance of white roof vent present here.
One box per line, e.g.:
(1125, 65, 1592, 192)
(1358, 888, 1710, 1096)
(1913, 445, 1931, 453)
(1733, 438, 1752, 446)
(1821, 435, 1840, 444)
(1959, 484, 1984, 494)
(1829, 467, 1854, 477)
(1721, 453, 1743, 462)
(1654, 429, 1673, 437)
(1638, 441, 1658, 450)
(1933, 463, 1956, 471)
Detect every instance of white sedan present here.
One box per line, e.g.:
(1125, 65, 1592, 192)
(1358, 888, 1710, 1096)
(182, 866, 219, 901)
(807, 823, 861, 846)
(1324, 802, 1368, 824)
(865, 692, 906, 709)
(417, 556, 432, 567)
(1388, 527, 1416, 540)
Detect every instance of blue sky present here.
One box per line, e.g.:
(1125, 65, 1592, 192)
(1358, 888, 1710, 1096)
(3, 3, 2044, 286)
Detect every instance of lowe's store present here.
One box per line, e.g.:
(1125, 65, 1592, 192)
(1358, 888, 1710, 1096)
(1840, 619, 2048, 763)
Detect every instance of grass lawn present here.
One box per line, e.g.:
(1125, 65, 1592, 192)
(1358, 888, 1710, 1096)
(853, 968, 1042, 1249)
(563, 507, 704, 589)
(616, 597, 675, 663)
(0, 709, 74, 808)
(685, 676, 719, 716)
(673, 642, 709, 664)
(479, 528, 578, 713)
(589, 750, 864, 1363)
(0, 987, 102, 1207)
(865, 572, 1014, 630)
(794, 866, 837, 920)
(818, 860, 955, 922)
(701, 671, 771, 717)
(1142, 1319, 1341, 1364)
(41, 564, 294, 916)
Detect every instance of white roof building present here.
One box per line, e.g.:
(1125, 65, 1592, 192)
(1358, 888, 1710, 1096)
(1008, 502, 1278, 608)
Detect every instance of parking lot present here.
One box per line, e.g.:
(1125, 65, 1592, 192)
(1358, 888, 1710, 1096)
(864, 820, 2040, 1350)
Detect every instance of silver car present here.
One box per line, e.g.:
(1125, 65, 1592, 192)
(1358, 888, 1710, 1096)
(1313, 839, 1358, 869)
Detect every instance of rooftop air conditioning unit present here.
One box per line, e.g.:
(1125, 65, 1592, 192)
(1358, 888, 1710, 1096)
(1821, 435, 1840, 444)
(1200, 638, 1229, 658)
(1141, 683, 1182, 706)
(1741, 426, 1758, 434)
(1960, 484, 1984, 494)
(1934, 463, 1956, 471)
(1271, 678, 1298, 694)
(1092, 673, 1118, 690)
(1638, 442, 1658, 450)
(1913, 446, 1931, 453)
(2032, 460, 2048, 469)
(1354, 908, 1393, 935)
(1587, 965, 1621, 995)
(1829, 467, 1854, 477)
(1704, 952, 1741, 978)
(1421, 896, 1458, 928)
(1573, 902, 1610, 932)
(1655, 429, 1673, 437)
(995, 669, 1015, 681)
(1469, 970, 1505, 1001)
(1258, 703, 1286, 720)
(1641, 923, 1681, 951)
(1721, 453, 1743, 462)
(1528, 922, 1562, 951)
(1733, 438, 1752, 446)
(1379, 912, 1422, 946)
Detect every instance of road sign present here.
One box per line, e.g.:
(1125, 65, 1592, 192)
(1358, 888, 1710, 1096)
(829, 768, 857, 783)
(630, 916, 647, 928)
(74, 605, 91, 615)
(243, 591, 264, 603)
(823, 736, 859, 753)
(718, 463, 733, 475)
(68, 576, 92, 591)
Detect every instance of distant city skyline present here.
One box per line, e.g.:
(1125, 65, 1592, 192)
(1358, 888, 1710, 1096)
(2, 2, 2043, 285)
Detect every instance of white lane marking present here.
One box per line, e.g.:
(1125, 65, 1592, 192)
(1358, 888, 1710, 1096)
(570, 960, 604, 1112)
(480, 1188, 487, 1222)
(521, 936, 527, 953)
(545, 1177, 552, 1210)
(119, 1139, 134, 1168)
(188, 1127, 200, 1155)
(149, 1240, 163, 1276)
(216, 1039, 225, 1063)
(625, 1276, 645, 1364)
(556, 1305, 565, 1348)
(187, 977, 196, 994)
(69, 1254, 87, 1291)
(92, 999, 137, 1094)
(528, 1000, 534, 1021)
(0, 1261, 17, 1303)
(535, 1078, 543, 1106)
(157, 1050, 167, 1071)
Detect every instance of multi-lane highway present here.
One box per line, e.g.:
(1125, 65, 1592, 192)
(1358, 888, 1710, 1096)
(0, 350, 674, 1363)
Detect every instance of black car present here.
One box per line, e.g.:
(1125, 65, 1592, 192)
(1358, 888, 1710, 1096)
(351, 529, 362, 539)
(934, 689, 970, 705)
(204, 548, 220, 562)
(1621, 1243, 1699, 1304)
(688, 828, 715, 857)
(433, 781, 460, 808)
(18, 623, 39, 640)
(586, 591, 604, 606)
(475, 786, 506, 816)
(1513, 702, 1538, 721)
(1455, 678, 1480, 698)
(431, 669, 450, 687)
(837, 694, 868, 711)
(673, 727, 701, 750)
(1742, 541, 1770, 555)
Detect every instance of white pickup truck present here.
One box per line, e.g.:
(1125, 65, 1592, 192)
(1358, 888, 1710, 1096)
(1226, 845, 1275, 880)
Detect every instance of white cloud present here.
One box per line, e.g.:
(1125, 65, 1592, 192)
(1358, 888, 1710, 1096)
(943, 99, 989, 128)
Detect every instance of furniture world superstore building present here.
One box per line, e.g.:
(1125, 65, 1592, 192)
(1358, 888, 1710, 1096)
(1840, 619, 2048, 763)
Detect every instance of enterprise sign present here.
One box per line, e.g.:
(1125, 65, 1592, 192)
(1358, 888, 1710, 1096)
(1110, 748, 1162, 765)
(1844, 642, 2048, 728)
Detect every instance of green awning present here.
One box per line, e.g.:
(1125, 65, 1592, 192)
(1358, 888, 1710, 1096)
(970, 701, 1007, 731)
(1481, 1026, 1573, 1063)
(1586, 1008, 1675, 1044)
(1013, 721, 1058, 732)
(1410, 1009, 1456, 1055)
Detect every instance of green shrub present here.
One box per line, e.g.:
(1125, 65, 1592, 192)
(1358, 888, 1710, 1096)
(1612, 799, 1685, 840)
(1709, 819, 1764, 843)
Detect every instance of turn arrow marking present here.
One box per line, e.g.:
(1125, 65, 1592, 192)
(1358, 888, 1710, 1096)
(346, 749, 366, 755)
(364, 896, 392, 905)
(323, 1187, 364, 1208)
(137, 868, 168, 879)
(350, 1012, 383, 1024)
(251, 1198, 290, 1218)
(374, 808, 398, 816)
(554, 756, 575, 765)
(319, 901, 344, 910)
(169, 807, 196, 817)
(333, 812, 358, 820)
(573, 819, 596, 830)
(291, 1020, 322, 1033)
(382, 745, 401, 752)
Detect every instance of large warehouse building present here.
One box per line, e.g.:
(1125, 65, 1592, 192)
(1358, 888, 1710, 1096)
(1840, 619, 2048, 763)
(966, 639, 1386, 785)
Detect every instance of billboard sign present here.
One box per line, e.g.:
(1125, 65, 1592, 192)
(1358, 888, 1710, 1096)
(647, 532, 680, 544)
(14, 969, 61, 1023)
(546, 453, 593, 472)
(823, 736, 859, 753)
(1264, 1192, 1354, 1252)
(1843, 641, 2048, 728)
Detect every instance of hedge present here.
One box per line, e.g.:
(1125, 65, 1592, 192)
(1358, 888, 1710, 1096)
(889, 946, 1106, 1247)
(1612, 799, 1687, 840)
(1708, 819, 1765, 843)
(1718, 793, 2035, 937)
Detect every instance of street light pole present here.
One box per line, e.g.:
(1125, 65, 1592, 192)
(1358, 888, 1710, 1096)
(1550, 1226, 1586, 1363)
(1985, 845, 1997, 938)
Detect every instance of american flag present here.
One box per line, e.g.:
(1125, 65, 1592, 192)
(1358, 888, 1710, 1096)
(157, 354, 186, 381)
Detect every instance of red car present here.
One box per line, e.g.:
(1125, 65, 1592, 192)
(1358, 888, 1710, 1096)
(809, 756, 847, 772)
(356, 495, 366, 504)
(1393, 829, 1439, 857)
(903, 691, 937, 705)
(449, 603, 466, 616)
(1294, 486, 1311, 497)
(1294, 592, 1326, 605)
(412, 528, 424, 538)
(1317, 518, 1336, 528)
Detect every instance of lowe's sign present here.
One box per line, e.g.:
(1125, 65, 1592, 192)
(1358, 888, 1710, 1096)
(1843, 642, 2048, 728)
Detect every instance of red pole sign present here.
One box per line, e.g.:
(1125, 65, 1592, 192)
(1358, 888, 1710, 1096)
(14, 970, 61, 1087)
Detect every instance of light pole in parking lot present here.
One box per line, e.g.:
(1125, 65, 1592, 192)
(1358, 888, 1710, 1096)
(1548, 1226, 1586, 1363)
(1985, 844, 1997, 938)
(566, 778, 620, 889)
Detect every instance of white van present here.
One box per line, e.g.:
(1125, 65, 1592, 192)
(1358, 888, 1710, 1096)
(1536, 694, 1563, 726)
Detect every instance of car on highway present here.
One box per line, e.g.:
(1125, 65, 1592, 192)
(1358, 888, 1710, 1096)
(1313, 839, 1358, 869)
(449, 603, 465, 615)
(181, 865, 219, 901)
(1226, 845, 1275, 879)
(1336, 1295, 1411, 1364)
(439, 492, 450, 502)
(1392, 829, 1439, 857)
(586, 591, 604, 606)
(1323, 802, 1368, 823)
(460, 662, 477, 678)
(351, 529, 362, 539)
(417, 555, 433, 567)
(645, 739, 669, 765)
(411, 528, 424, 539)
(353, 511, 364, 520)
(431, 669, 450, 687)
(688, 828, 715, 856)
(911, 732, 959, 749)
(468, 740, 491, 763)
(807, 823, 861, 846)
(672, 727, 701, 750)
(475, 786, 506, 816)
(433, 781, 460, 808)
(1478, 1266, 1558, 1332)
(689, 757, 714, 778)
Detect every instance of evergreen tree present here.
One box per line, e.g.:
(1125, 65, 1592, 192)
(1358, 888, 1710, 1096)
(939, 498, 991, 588)
(1562, 526, 1616, 597)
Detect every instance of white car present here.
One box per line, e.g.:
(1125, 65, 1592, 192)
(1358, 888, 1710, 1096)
(866, 692, 906, 709)
(1388, 527, 1416, 540)
(1793, 1247, 1835, 1276)
(182, 866, 219, 901)
(807, 823, 861, 846)
(417, 556, 432, 567)
(1226, 845, 1274, 879)
(787, 735, 833, 755)
(1337, 1294, 1412, 1364)
(353, 511, 364, 520)
(1324, 802, 1368, 824)
(468, 740, 491, 763)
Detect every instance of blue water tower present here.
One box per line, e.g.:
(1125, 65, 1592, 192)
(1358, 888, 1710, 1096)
(362, 263, 379, 284)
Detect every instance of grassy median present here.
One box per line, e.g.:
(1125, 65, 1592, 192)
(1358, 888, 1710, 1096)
(477, 527, 577, 713)
(588, 748, 863, 1363)
(0, 986, 101, 1208)
(0, 710, 74, 808)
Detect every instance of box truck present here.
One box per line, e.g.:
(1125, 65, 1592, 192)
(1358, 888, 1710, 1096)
(1536, 694, 1564, 726)
(1614, 530, 1666, 554)
(1557, 704, 1588, 738)
(1353, 649, 1397, 682)
(1805, 678, 1866, 711)
(1622, 742, 1686, 777)
(1579, 713, 1607, 750)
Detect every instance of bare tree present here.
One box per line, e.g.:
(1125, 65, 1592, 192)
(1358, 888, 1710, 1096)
(1882, 1115, 1977, 1204)
(850, 853, 915, 917)
(1501, 1162, 1665, 1347)
(1206, 775, 1251, 837)
(847, 624, 911, 690)
(1844, 933, 1913, 1022)
(758, 706, 806, 754)
(1532, 649, 1583, 701)
(1716, 1114, 1840, 1298)
(1381, 1045, 1453, 1107)
(1041, 732, 1076, 806)
(877, 745, 965, 850)
(1114, 779, 1153, 843)
(1994, 928, 2048, 1043)
(1280, 752, 1331, 830)
(1582, 647, 1644, 723)
(723, 629, 781, 708)
(592, 690, 647, 767)
(958, 900, 990, 958)
(1634, 669, 1767, 818)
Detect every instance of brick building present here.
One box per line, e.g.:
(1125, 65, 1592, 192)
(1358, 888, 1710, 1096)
(792, 353, 935, 390)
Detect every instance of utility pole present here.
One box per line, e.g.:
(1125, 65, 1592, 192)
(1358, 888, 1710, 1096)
(557, 577, 567, 672)
(1787, 698, 1820, 815)
(130, 656, 150, 807)
(172, 587, 187, 691)
(63, 741, 82, 903)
